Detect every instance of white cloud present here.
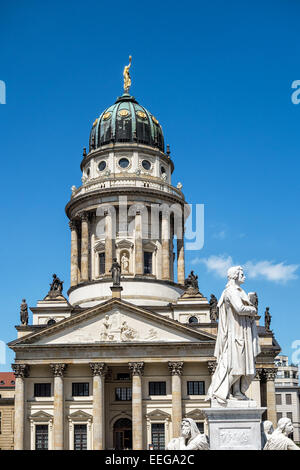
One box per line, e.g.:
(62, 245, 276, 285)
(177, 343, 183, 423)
(244, 260, 299, 283)
(192, 255, 299, 283)
(192, 255, 233, 278)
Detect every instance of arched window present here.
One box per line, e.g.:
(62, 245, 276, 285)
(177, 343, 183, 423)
(188, 316, 198, 324)
(47, 318, 56, 326)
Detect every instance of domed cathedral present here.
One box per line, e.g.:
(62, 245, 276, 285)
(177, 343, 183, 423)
(66, 74, 186, 307)
(9, 59, 280, 451)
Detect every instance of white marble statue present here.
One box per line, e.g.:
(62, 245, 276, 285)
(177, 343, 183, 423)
(167, 418, 209, 450)
(100, 315, 111, 341)
(261, 420, 274, 448)
(264, 418, 299, 450)
(207, 266, 260, 404)
(121, 253, 129, 274)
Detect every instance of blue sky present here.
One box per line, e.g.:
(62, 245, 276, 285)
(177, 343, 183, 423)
(0, 1, 299, 370)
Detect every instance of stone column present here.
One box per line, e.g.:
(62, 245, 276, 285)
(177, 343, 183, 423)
(168, 362, 183, 438)
(89, 362, 107, 450)
(80, 212, 89, 282)
(105, 210, 113, 276)
(129, 362, 144, 449)
(12, 364, 29, 450)
(134, 211, 143, 275)
(69, 219, 79, 286)
(177, 222, 185, 285)
(264, 368, 277, 426)
(162, 213, 170, 280)
(50, 364, 67, 450)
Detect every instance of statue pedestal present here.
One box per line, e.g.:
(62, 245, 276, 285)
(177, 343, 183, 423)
(110, 286, 123, 299)
(203, 399, 266, 450)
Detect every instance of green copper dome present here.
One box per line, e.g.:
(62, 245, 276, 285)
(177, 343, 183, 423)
(89, 93, 164, 152)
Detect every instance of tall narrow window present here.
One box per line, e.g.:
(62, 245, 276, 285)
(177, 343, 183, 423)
(151, 423, 165, 450)
(35, 425, 48, 450)
(99, 253, 105, 275)
(286, 394, 292, 405)
(144, 252, 152, 274)
(0, 412, 2, 435)
(276, 394, 282, 405)
(74, 424, 87, 450)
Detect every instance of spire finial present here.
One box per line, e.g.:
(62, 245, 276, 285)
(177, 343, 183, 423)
(123, 55, 132, 93)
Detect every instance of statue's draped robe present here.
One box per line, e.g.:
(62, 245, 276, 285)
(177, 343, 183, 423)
(264, 430, 300, 450)
(208, 284, 260, 403)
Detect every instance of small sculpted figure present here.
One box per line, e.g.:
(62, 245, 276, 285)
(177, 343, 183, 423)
(20, 299, 28, 325)
(264, 418, 299, 450)
(167, 418, 209, 450)
(110, 258, 121, 286)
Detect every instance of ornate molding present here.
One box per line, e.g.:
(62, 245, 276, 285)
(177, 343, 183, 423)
(128, 362, 144, 376)
(79, 211, 89, 222)
(255, 368, 265, 381)
(168, 361, 183, 376)
(12, 363, 29, 378)
(89, 362, 107, 377)
(50, 363, 67, 377)
(207, 360, 217, 376)
(264, 367, 278, 382)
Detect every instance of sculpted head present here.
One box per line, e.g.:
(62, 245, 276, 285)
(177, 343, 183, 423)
(263, 420, 274, 435)
(227, 266, 245, 285)
(277, 418, 294, 436)
(180, 418, 200, 440)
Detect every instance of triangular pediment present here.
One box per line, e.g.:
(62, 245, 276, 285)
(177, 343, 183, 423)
(68, 410, 92, 421)
(30, 411, 53, 421)
(9, 299, 216, 347)
(146, 409, 171, 420)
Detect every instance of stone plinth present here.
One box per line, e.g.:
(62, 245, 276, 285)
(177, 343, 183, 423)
(203, 400, 266, 450)
(110, 286, 123, 299)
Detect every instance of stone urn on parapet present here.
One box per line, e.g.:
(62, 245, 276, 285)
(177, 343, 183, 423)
(203, 266, 266, 450)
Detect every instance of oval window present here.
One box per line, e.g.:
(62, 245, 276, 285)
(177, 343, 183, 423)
(142, 160, 151, 170)
(98, 161, 106, 172)
(119, 158, 130, 169)
(86, 167, 90, 177)
(189, 316, 198, 324)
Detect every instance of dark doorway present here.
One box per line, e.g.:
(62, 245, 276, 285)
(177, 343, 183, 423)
(113, 418, 132, 450)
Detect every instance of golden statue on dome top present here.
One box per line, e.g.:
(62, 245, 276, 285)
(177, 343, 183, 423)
(123, 55, 132, 93)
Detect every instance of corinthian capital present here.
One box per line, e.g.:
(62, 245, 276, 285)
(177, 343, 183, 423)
(69, 219, 77, 231)
(12, 364, 29, 378)
(264, 368, 278, 381)
(79, 211, 89, 222)
(128, 362, 144, 376)
(89, 362, 107, 376)
(50, 363, 67, 377)
(168, 361, 183, 376)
